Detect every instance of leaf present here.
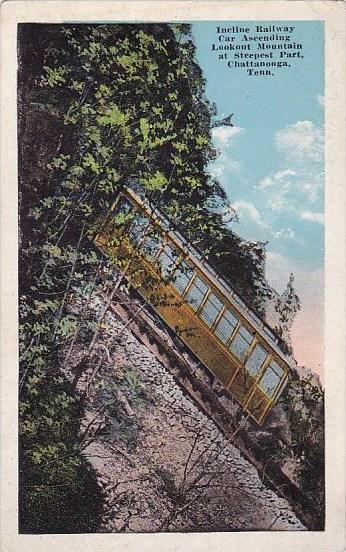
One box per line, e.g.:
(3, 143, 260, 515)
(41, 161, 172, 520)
(99, 146, 112, 160)
(106, 168, 121, 182)
(117, 53, 138, 70)
(45, 244, 62, 258)
(41, 197, 54, 208)
(33, 299, 60, 314)
(141, 171, 168, 192)
(42, 65, 68, 87)
(139, 118, 150, 143)
(69, 165, 85, 177)
(82, 153, 101, 174)
(58, 315, 78, 337)
(96, 105, 128, 128)
(50, 154, 71, 170)
(88, 251, 99, 264)
(113, 212, 132, 225)
(95, 83, 112, 99)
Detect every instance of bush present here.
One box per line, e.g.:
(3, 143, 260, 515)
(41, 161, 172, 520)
(19, 369, 103, 533)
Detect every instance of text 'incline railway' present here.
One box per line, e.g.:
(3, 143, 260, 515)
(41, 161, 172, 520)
(95, 187, 295, 425)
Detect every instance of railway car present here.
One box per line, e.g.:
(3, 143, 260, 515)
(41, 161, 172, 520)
(95, 186, 295, 425)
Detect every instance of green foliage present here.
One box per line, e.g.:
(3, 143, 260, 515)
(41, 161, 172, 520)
(19, 369, 103, 533)
(57, 315, 78, 337)
(41, 65, 68, 87)
(141, 170, 168, 192)
(17, 21, 271, 533)
(94, 374, 147, 450)
(282, 370, 325, 528)
(283, 371, 324, 464)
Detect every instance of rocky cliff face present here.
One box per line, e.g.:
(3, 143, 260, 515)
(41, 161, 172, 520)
(65, 294, 305, 532)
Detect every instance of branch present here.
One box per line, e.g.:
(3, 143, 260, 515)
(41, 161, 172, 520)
(63, 255, 105, 366)
(52, 220, 87, 340)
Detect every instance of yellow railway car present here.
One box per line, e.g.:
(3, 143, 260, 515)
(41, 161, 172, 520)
(95, 187, 295, 425)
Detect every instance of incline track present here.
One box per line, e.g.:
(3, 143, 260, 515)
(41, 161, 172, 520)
(106, 288, 320, 530)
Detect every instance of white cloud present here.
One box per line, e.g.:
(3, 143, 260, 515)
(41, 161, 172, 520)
(212, 125, 243, 145)
(231, 200, 269, 229)
(256, 121, 324, 219)
(208, 158, 241, 180)
(258, 168, 296, 190)
(299, 172, 324, 202)
(273, 228, 296, 240)
(300, 210, 324, 224)
(275, 120, 324, 163)
(260, 170, 323, 213)
(267, 191, 292, 213)
(209, 126, 244, 180)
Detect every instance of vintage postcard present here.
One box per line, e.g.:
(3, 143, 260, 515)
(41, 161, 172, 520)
(0, 2, 345, 552)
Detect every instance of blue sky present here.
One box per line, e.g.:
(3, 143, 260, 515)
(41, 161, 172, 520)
(192, 21, 325, 375)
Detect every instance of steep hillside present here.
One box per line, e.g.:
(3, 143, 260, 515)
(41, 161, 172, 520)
(64, 293, 305, 532)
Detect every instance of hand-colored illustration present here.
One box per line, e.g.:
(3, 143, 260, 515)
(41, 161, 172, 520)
(18, 22, 324, 534)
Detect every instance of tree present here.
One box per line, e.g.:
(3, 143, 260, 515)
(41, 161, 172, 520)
(18, 22, 271, 532)
(274, 273, 301, 352)
(280, 367, 324, 529)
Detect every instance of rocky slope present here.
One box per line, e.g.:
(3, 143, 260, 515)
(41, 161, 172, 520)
(65, 295, 305, 532)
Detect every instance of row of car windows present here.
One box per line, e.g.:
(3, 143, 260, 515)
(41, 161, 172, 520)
(119, 200, 285, 398)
